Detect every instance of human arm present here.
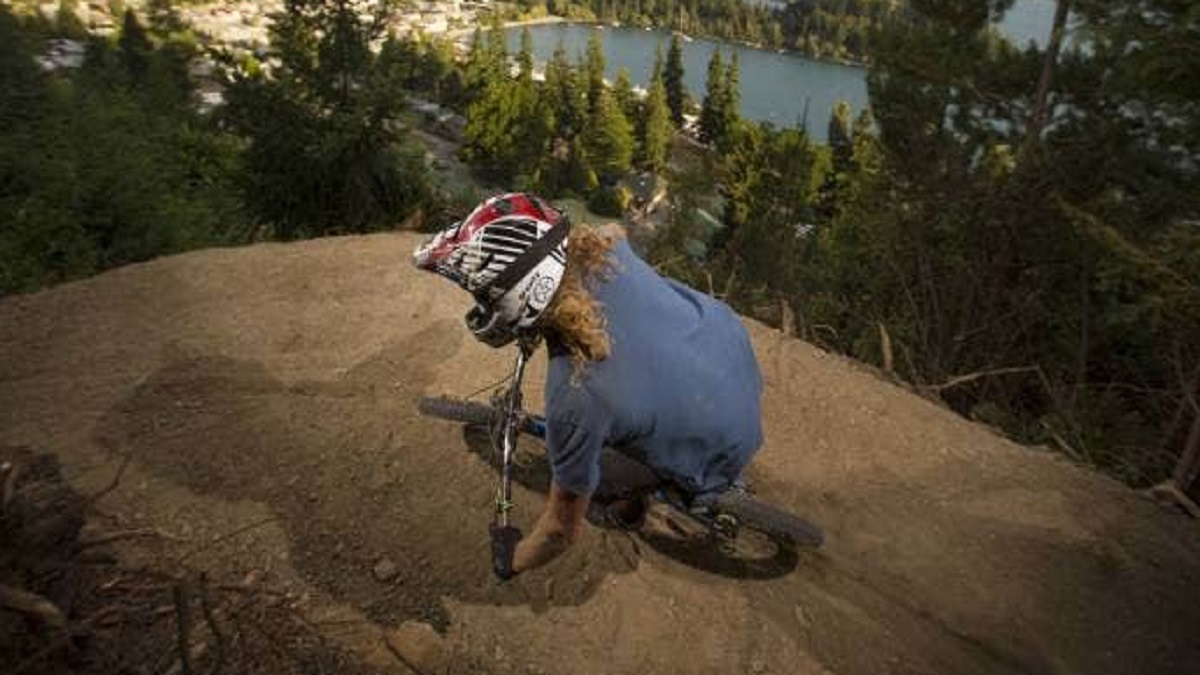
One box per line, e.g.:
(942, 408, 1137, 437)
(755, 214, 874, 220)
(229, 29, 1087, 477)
(511, 481, 591, 574)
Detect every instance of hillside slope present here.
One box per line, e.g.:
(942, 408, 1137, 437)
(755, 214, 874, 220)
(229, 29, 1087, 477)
(2, 232, 1198, 675)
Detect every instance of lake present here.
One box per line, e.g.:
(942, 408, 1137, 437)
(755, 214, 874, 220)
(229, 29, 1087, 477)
(503, 0, 1053, 143)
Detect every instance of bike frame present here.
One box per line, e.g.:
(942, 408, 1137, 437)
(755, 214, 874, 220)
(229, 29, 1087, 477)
(490, 338, 732, 537)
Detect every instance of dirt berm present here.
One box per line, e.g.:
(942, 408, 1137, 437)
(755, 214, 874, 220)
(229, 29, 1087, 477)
(2, 232, 1198, 675)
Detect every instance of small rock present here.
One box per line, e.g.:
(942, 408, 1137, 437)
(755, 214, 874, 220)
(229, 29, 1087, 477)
(387, 621, 449, 673)
(793, 604, 811, 627)
(373, 557, 399, 582)
(751, 659, 767, 674)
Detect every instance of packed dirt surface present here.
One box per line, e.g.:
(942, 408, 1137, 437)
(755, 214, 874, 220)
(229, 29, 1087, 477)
(2, 232, 1199, 675)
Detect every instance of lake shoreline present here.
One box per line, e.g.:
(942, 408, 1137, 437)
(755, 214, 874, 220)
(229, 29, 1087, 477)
(500, 22, 870, 138)
(479, 16, 869, 71)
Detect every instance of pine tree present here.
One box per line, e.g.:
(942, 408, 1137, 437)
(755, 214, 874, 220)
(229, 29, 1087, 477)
(698, 48, 725, 146)
(584, 28, 606, 115)
(664, 34, 686, 127)
(542, 40, 581, 138)
(720, 50, 742, 152)
(463, 26, 490, 104)
(117, 9, 152, 81)
(582, 86, 633, 181)
(223, 0, 429, 237)
(641, 75, 673, 172)
(517, 26, 534, 82)
(827, 99, 854, 175)
(612, 68, 637, 123)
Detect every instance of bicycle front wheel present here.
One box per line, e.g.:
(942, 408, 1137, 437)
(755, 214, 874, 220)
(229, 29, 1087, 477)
(418, 396, 497, 426)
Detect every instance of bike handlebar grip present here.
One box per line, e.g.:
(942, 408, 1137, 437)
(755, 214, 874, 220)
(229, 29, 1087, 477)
(489, 524, 522, 581)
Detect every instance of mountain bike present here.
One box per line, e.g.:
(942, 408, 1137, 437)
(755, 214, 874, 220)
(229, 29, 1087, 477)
(418, 340, 824, 575)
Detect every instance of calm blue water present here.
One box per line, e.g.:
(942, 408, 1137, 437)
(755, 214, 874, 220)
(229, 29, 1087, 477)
(503, 1, 1051, 142)
(1000, 0, 1058, 47)
(505, 24, 868, 140)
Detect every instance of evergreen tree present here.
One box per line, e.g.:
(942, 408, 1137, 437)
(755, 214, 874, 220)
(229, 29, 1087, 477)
(223, 0, 429, 237)
(641, 75, 673, 172)
(582, 86, 633, 181)
(721, 50, 742, 152)
(827, 99, 854, 175)
(543, 39, 582, 138)
(1, 4, 244, 294)
(664, 34, 686, 127)
(613, 67, 637, 123)
(584, 28, 606, 114)
(517, 26, 535, 80)
(117, 9, 152, 81)
(463, 26, 491, 104)
(698, 48, 725, 146)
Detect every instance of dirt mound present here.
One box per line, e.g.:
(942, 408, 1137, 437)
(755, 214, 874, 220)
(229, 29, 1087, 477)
(2, 232, 1199, 675)
(0, 446, 405, 675)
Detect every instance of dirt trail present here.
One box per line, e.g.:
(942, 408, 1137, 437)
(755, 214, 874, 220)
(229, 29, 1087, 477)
(2, 232, 1198, 675)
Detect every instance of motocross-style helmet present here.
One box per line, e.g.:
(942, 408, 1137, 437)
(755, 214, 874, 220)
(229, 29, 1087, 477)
(412, 193, 571, 347)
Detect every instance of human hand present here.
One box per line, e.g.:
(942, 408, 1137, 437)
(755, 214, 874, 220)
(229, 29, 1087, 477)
(489, 524, 523, 581)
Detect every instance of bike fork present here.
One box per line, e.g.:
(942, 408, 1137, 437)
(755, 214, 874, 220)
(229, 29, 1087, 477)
(496, 341, 533, 528)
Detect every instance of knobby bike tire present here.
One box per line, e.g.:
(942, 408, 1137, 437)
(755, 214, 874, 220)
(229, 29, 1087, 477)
(419, 396, 496, 426)
(711, 489, 825, 549)
(418, 396, 542, 435)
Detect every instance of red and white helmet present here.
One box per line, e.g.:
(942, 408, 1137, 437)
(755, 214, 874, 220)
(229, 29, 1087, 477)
(412, 193, 571, 347)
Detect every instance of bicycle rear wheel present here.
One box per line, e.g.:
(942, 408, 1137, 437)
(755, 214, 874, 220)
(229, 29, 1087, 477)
(711, 489, 824, 549)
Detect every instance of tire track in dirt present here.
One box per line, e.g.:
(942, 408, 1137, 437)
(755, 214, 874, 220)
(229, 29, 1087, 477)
(93, 319, 640, 631)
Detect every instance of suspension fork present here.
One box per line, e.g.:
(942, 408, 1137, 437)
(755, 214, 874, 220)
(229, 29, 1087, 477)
(496, 340, 534, 527)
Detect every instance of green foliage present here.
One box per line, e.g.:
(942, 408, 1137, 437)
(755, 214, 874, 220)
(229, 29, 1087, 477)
(698, 48, 740, 152)
(807, 0, 1197, 485)
(452, 28, 633, 199)
(549, 0, 898, 62)
(376, 32, 462, 106)
(612, 67, 636, 122)
(663, 33, 686, 126)
(582, 86, 634, 181)
(222, 0, 430, 238)
(0, 5, 244, 296)
(587, 184, 632, 217)
(827, 99, 854, 175)
(639, 75, 673, 172)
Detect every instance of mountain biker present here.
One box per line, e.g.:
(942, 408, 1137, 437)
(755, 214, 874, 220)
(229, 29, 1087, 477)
(412, 192, 763, 580)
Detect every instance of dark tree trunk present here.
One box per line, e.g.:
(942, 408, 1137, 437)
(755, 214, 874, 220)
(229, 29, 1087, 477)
(1026, 0, 1073, 144)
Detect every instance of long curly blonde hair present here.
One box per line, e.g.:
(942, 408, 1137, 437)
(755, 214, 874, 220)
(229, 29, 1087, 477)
(541, 223, 624, 367)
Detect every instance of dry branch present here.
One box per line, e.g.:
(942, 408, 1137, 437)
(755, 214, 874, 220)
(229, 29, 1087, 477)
(174, 581, 194, 675)
(199, 574, 228, 675)
(87, 453, 132, 504)
(878, 323, 895, 376)
(79, 528, 180, 549)
(1, 460, 17, 510)
(1148, 482, 1200, 519)
(0, 583, 67, 632)
(928, 366, 1041, 394)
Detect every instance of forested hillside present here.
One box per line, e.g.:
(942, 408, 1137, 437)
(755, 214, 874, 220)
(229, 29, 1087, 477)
(1, 0, 1197, 500)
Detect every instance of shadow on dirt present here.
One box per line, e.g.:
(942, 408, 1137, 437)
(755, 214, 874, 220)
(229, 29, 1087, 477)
(458, 423, 800, 580)
(92, 321, 639, 631)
